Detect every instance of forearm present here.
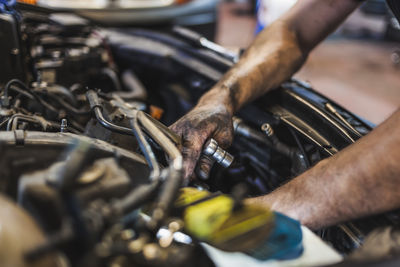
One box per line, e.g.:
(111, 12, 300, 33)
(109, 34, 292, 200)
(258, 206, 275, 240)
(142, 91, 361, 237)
(197, 0, 361, 114)
(198, 19, 306, 114)
(171, 0, 362, 179)
(248, 109, 400, 230)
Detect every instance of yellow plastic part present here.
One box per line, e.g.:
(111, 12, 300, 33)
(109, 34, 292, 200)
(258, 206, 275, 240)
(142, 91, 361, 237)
(175, 187, 211, 207)
(184, 194, 234, 239)
(177, 188, 275, 252)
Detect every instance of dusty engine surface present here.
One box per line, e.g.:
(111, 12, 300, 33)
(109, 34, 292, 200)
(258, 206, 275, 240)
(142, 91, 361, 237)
(1, 4, 399, 267)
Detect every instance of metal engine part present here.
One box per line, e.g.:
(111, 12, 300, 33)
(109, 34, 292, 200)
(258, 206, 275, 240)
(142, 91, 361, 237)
(0, 6, 397, 267)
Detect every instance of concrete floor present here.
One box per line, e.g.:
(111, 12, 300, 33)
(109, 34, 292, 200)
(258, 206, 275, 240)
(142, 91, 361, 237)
(216, 1, 400, 125)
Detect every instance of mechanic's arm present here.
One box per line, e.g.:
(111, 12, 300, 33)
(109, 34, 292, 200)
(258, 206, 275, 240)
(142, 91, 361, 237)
(247, 109, 400, 230)
(171, 0, 361, 179)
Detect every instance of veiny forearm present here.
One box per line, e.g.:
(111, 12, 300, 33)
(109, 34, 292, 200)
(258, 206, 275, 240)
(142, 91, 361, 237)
(248, 109, 400, 230)
(197, 0, 361, 114)
(198, 19, 306, 114)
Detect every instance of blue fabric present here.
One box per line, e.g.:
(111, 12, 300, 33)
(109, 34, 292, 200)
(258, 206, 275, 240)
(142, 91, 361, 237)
(255, 0, 264, 34)
(255, 21, 265, 35)
(0, 0, 18, 16)
(247, 212, 303, 261)
(0, 0, 17, 9)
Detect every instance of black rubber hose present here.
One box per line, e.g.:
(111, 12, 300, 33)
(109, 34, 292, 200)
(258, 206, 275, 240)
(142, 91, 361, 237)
(289, 127, 311, 168)
(2, 79, 58, 112)
(93, 107, 132, 135)
(46, 94, 91, 115)
(110, 181, 160, 216)
(130, 117, 160, 179)
(86, 90, 133, 135)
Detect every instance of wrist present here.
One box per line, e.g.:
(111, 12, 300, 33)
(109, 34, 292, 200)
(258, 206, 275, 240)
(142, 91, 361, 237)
(197, 84, 236, 115)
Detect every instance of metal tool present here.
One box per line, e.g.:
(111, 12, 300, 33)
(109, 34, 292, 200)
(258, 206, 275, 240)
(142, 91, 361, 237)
(202, 138, 234, 168)
(325, 103, 362, 137)
(173, 26, 239, 63)
(233, 116, 269, 144)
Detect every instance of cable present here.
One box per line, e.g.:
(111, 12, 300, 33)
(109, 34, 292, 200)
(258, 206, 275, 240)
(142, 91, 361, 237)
(93, 106, 132, 135)
(130, 117, 160, 180)
(2, 79, 58, 113)
(87, 90, 183, 228)
(137, 111, 183, 230)
(289, 127, 311, 168)
(138, 111, 182, 164)
(86, 90, 133, 135)
(6, 113, 80, 133)
(7, 114, 36, 131)
(3, 81, 89, 118)
(6, 86, 35, 101)
(101, 68, 122, 92)
(142, 112, 181, 146)
(46, 94, 91, 115)
(0, 118, 10, 129)
(110, 180, 160, 216)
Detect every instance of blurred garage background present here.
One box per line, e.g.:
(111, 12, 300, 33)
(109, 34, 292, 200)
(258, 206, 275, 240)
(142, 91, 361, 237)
(25, 0, 400, 125)
(216, 0, 400, 125)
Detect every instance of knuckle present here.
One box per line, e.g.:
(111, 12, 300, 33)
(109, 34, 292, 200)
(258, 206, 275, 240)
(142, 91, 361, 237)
(215, 132, 233, 149)
(199, 157, 213, 168)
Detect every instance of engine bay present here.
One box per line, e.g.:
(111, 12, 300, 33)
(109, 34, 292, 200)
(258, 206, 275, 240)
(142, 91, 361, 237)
(1, 4, 399, 267)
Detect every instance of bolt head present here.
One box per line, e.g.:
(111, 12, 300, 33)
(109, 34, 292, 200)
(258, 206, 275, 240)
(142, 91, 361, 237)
(203, 138, 218, 156)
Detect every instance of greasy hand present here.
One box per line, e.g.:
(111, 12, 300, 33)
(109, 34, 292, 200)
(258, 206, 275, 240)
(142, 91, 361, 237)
(170, 104, 234, 181)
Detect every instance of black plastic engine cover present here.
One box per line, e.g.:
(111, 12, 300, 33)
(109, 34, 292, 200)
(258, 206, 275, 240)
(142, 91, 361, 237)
(0, 13, 24, 86)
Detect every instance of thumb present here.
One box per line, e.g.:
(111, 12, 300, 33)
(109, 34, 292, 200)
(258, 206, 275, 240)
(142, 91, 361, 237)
(196, 156, 215, 180)
(213, 123, 234, 150)
(181, 132, 209, 180)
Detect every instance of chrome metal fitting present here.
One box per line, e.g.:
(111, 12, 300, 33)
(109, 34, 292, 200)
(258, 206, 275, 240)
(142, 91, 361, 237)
(202, 139, 234, 168)
(261, 123, 274, 137)
(232, 116, 243, 133)
(60, 119, 68, 133)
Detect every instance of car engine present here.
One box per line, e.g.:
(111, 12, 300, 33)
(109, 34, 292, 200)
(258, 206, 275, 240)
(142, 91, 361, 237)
(1, 3, 400, 267)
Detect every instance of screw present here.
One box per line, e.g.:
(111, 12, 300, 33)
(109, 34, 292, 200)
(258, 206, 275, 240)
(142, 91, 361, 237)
(10, 48, 19, 55)
(60, 119, 68, 133)
(261, 123, 274, 137)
